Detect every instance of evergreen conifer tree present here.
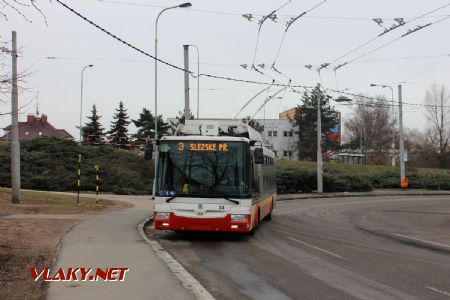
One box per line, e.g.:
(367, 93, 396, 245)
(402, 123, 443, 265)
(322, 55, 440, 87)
(82, 104, 104, 145)
(109, 101, 131, 145)
(132, 108, 169, 140)
(292, 86, 339, 160)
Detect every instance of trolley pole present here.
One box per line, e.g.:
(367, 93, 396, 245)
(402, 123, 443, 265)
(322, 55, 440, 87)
(316, 83, 323, 193)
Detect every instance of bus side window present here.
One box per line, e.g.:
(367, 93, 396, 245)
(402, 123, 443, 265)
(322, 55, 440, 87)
(252, 160, 260, 193)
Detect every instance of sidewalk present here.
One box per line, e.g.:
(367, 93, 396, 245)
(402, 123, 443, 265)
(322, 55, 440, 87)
(277, 189, 450, 201)
(47, 195, 194, 300)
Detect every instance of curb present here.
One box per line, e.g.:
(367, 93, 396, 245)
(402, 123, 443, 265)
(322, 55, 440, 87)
(278, 191, 450, 201)
(137, 218, 215, 300)
(44, 221, 80, 293)
(356, 224, 450, 254)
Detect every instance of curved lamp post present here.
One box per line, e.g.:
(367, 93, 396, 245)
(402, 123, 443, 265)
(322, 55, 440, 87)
(153, 3, 192, 197)
(80, 64, 93, 144)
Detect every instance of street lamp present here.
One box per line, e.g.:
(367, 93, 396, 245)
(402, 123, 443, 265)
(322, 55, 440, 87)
(184, 44, 200, 118)
(370, 83, 395, 166)
(154, 2, 192, 197)
(80, 64, 93, 144)
(155, 2, 192, 140)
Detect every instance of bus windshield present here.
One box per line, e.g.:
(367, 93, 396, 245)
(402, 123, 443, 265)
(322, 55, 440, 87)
(156, 140, 250, 198)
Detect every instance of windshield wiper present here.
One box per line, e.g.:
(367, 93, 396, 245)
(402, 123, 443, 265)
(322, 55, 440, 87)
(166, 196, 177, 203)
(225, 197, 240, 205)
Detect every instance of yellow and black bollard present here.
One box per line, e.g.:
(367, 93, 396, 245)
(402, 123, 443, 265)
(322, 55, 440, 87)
(95, 164, 100, 204)
(76, 154, 81, 210)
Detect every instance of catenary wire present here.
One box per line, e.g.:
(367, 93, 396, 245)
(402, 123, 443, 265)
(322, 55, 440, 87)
(56, 0, 448, 110)
(329, 2, 450, 67)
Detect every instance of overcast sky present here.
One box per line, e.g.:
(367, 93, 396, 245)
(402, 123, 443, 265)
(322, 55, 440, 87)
(1, 0, 449, 138)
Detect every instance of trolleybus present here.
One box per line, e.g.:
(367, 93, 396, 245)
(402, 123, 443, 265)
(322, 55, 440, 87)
(153, 119, 276, 233)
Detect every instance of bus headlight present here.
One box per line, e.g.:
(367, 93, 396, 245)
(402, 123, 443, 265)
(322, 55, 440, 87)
(231, 214, 246, 222)
(155, 212, 170, 219)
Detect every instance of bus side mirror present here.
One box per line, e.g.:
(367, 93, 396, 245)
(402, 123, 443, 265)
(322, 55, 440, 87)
(254, 148, 264, 164)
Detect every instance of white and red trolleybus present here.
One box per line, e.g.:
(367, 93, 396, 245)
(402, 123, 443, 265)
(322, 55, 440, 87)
(153, 119, 276, 233)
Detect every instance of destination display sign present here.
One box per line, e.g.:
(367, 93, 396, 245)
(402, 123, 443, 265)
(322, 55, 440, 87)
(177, 142, 229, 152)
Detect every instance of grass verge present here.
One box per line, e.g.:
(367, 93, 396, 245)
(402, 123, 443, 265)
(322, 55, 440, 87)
(0, 188, 131, 214)
(0, 189, 132, 300)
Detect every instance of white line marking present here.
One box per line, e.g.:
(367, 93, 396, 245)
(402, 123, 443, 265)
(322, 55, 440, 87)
(287, 236, 345, 259)
(393, 233, 450, 250)
(425, 286, 450, 297)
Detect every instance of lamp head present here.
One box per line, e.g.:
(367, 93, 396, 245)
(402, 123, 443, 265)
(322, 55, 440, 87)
(370, 83, 377, 87)
(179, 2, 192, 8)
(88, 64, 94, 68)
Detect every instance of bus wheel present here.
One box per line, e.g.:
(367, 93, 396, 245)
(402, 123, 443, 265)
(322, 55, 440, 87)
(265, 202, 273, 221)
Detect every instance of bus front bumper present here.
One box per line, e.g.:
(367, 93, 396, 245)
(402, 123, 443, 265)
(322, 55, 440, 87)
(154, 212, 252, 233)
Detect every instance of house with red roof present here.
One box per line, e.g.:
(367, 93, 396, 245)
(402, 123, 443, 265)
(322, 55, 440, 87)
(1, 114, 73, 141)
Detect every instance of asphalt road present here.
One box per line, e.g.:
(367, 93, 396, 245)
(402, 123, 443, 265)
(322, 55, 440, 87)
(153, 196, 450, 300)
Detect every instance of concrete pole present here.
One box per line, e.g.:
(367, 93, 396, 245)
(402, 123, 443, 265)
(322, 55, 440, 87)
(11, 31, 21, 204)
(398, 85, 405, 184)
(190, 45, 200, 119)
(316, 83, 323, 193)
(183, 45, 190, 120)
(388, 86, 395, 167)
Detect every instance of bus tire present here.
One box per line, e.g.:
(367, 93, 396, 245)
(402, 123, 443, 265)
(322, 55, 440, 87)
(265, 201, 273, 221)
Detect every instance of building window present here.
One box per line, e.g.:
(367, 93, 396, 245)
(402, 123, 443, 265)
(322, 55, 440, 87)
(289, 131, 293, 137)
(268, 131, 272, 137)
(294, 131, 299, 135)
(273, 131, 278, 137)
(283, 131, 288, 137)
(283, 151, 288, 157)
(288, 151, 293, 157)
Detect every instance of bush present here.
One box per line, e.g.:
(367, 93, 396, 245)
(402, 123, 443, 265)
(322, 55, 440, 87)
(277, 166, 373, 193)
(0, 137, 154, 195)
(276, 168, 316, 193)
(276, 160, 450, 192)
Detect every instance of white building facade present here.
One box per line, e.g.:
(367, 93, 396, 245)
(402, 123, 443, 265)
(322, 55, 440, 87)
(256, 119, 299, 160)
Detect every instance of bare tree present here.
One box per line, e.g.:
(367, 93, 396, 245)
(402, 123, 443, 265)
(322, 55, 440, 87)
(0, 46, 33, 105)
(424, 83, 450, 168)
(344, 95, 396, 164)
(402, 128, 435, 167)
(0, 0, 47, 24)
(0, 0, 47, 103)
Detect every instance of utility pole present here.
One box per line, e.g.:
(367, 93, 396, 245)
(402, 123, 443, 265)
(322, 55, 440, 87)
(183, 45, 190, 120)
(11, 31, 21, 204)
(398, 85, 405, 184)
(316, 83, 323, 193)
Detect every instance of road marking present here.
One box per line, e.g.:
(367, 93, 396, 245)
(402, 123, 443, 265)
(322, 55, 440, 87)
(287, 236, 345, 259)
(392, 233, 450, 250)
(425, 286, 450, 297)
(377, 209, 450, 215)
